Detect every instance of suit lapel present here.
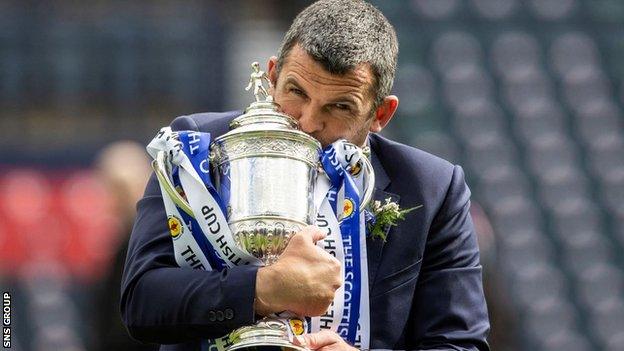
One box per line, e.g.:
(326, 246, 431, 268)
(366, 138, 399, 286)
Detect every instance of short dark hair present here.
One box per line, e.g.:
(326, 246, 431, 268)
(277, 0, 399, 108)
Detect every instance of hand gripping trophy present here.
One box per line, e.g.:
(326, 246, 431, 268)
(150, 62, 375, 351)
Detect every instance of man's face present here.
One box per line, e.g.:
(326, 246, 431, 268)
(269, 45, 377, 147)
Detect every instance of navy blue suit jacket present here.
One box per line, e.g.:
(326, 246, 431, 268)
(121, 111, 490, 350)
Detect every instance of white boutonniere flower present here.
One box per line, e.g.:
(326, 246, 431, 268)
(365, 198, 422, 241)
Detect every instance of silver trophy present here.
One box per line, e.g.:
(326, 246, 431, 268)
(155, 62, 375, 350)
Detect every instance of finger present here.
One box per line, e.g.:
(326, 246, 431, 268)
(316, 246, 342, 271)
(303, 330, 342, 350)
(301, 225, 327, 244)
(292, 335, 307, 348)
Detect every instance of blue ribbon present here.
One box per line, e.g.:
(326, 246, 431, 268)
(320, 143, 362, 344)
(171, 131, 228, 270)
(178, 131, 228, 215)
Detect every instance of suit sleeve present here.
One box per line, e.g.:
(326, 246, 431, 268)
(407, 165, 490, 350)
(120, 115, 259, 344)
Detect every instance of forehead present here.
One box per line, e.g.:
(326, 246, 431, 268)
(280, 45, 375, 97)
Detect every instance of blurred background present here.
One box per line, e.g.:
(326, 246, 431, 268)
(0, 0, 623, 350)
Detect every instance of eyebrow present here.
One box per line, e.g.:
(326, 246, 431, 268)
(284, 76, 360, 109)
(329, 96, 358, 108)
(284, 77, 307, 94)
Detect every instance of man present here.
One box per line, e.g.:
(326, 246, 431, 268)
(121, 1, 490, 350)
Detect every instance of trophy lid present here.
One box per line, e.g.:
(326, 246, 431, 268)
(229, 100, 298, 131)
(227, 61, 300, 132)
(210, 62, 321, 166)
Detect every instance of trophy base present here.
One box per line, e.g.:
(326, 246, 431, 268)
(225, 319, 307, 351)
(226, 338, 305, 351)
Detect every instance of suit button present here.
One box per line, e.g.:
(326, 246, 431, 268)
(216, 310, 225, 321)
(208, 311, 216, 322)
(225, 308, 234, 320)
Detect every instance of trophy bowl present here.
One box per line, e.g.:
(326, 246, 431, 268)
(210, 100, 322, 265)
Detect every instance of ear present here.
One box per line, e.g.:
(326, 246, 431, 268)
(369, 95, 399, 133)
(267, 56, 279, 90)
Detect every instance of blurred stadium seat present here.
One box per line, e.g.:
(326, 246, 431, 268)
(411, 0, 461, 20)
(470, 0, 518, 20)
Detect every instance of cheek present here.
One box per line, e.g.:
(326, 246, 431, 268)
(274, 95, 301, 117)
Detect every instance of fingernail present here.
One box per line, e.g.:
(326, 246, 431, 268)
(295, 335, 307, 347)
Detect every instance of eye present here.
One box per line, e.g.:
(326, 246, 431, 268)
(289, 87, 305, 96)
(333, 103, 350, 111)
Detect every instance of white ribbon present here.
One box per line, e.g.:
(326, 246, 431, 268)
(147, 127, 370, 350)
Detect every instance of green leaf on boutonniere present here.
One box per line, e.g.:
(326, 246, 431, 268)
(366, 198, 422, 242)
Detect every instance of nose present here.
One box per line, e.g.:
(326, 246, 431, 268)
(295, 104, 324, 135)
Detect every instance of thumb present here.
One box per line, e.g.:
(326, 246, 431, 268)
(300, 226, 327, 244)
(299, 330, 340, 350)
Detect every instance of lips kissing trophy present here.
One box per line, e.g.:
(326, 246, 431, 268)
(147, 62, 375, 351)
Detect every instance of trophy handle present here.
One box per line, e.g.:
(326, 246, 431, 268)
(152, 150, 195, 217)
(358, 152, 375, 211)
